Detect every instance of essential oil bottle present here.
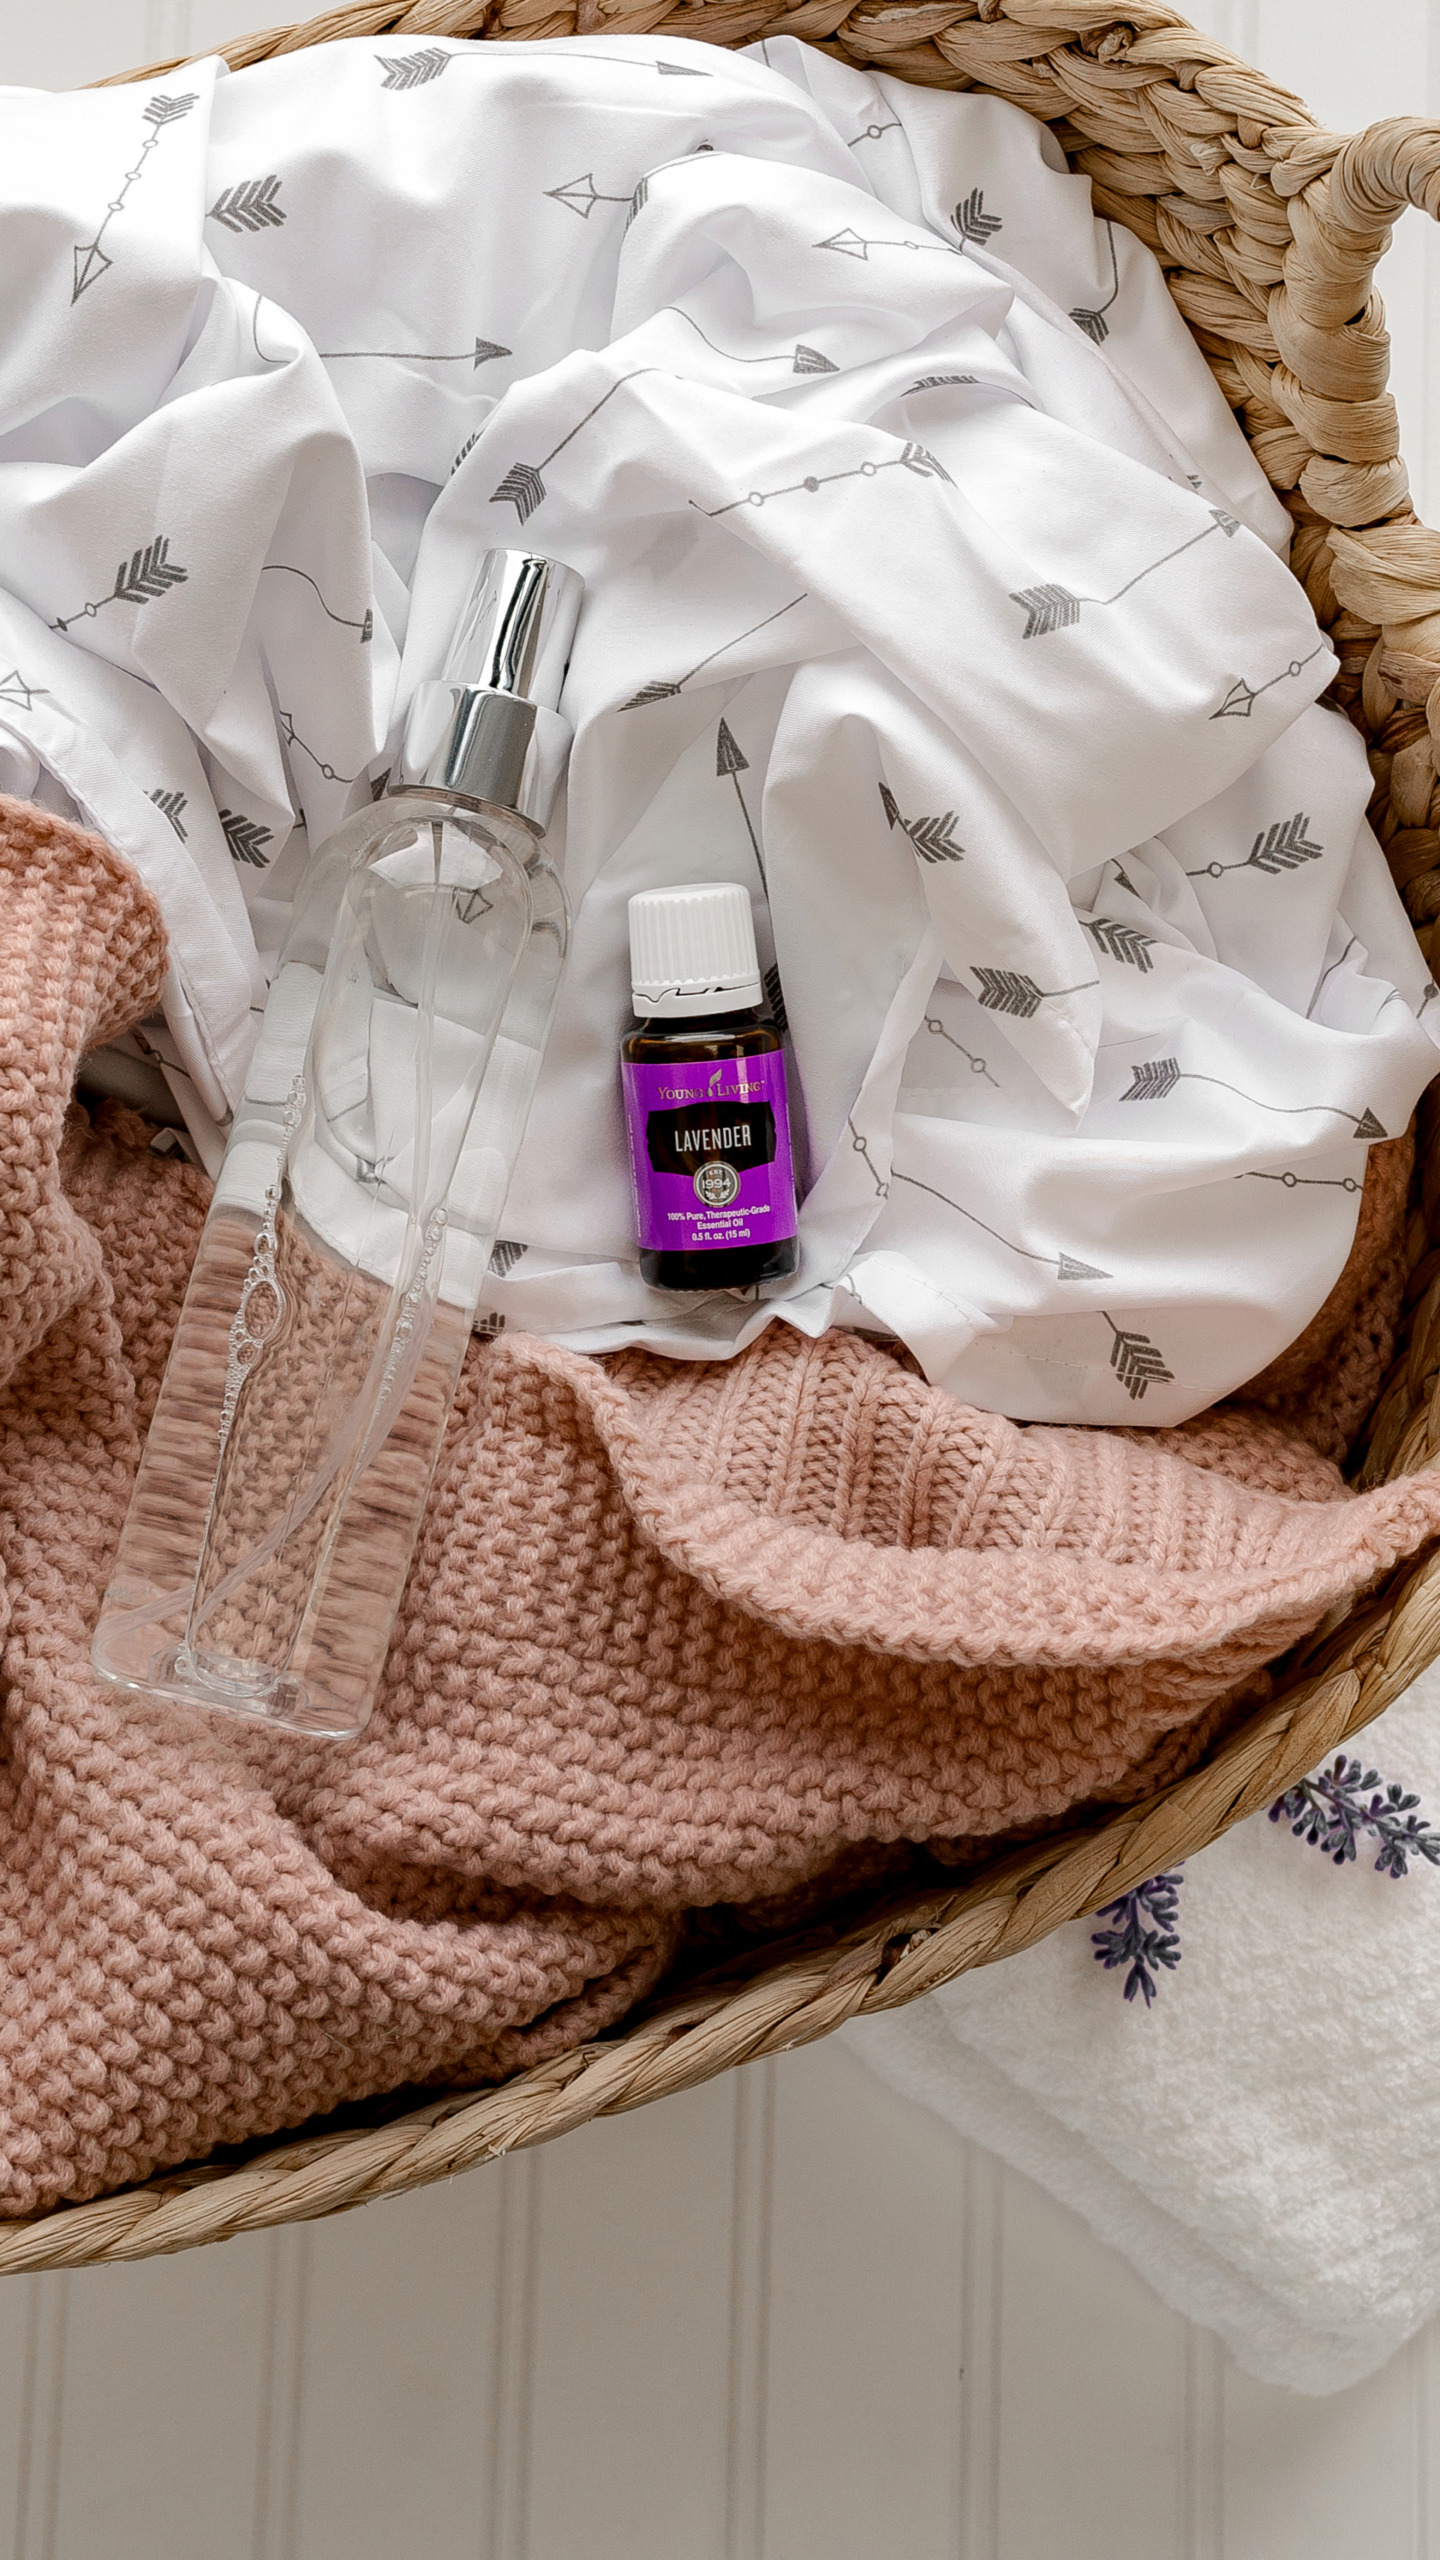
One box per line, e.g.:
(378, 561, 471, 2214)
(621, 882, 799, 1290)
(92, 549, 582, 1740)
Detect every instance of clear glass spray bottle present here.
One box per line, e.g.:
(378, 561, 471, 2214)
(93, 550, 583, 1739)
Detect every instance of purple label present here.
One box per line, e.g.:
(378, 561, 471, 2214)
(622, 1050, 797, 1255)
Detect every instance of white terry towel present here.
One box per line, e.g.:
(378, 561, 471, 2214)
(1, 35, 1437, 1421)
(843, 1661, 1440, 2395)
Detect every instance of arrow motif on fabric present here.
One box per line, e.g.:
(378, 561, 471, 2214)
(814, 226, 961, 262)
(1119, 1056, 1181, 1101)
(1247, 1167, 1364, 1194)
(72, 244, 114, 300)
(623, 680, 691, 708)
(953, 187, 1002, 245)
(971, 966, 1098, 1017)
(763, 964, 788, 1038)
(665, 309, 839, 376)
(1210, 641, 1328, 719)
(703, 438, 952, 521)
(1119, 1053, 1385, 1138)
(114, 539, 186, 604)
(378, 48, 450, 87)
(52, 535, 188, 632)
(1084, 916, 1156, 972)
(1103, 1316, 1175, 1402)
(491, 369, 658, 525)
(906, 373, 977, 393)
(452, 431, 481, 476)
(278, 710, 355, 788)
(1214, 679, 1259, 719)
(1247, 810, 1324, 874)
(880, 783, 963, 865)
(847, 1118, 890, 1198)
(490, 463, 549, 525)
(716, 719, 749, 778)
(618, 592, 808, 711)
(1012, 584, 1082, 638)
(149, 787, 188, 840)
(924, 1014, 998, 1086)
(262, 564, 373, 641)
(488, 1239, 527, 1278)
(220, 809, 274, 868)
(892, 1169, 1109, 1279)
(377, 44, 704, 84)
(546, 172, 635, 220)
(1012, 511, 1235, 638)
(318, 337, 509, 368)
(0, 670, 47, 711)
(717, 719, 766, 887)
(1070, 219, 1120, 344)
(1186, 811, 1323, 880)
(208, 176, 285, 233)
(72, 90, 199, 303)
(1305, 933, 1358, 1021)
(900, 441, 952, 482)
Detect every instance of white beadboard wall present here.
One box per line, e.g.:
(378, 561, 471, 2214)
(5, 7, 1440, 2556)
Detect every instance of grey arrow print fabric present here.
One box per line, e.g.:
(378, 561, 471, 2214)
(0, 37, 1436, 1420)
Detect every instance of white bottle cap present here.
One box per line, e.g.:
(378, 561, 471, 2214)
(628, 882, 763, 1019)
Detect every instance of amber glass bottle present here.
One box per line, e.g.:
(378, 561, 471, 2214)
(620, 884, 799, 1291)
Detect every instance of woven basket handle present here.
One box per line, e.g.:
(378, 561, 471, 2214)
(1325, 119, 1440, 237)
(1273, 116, 1440, 336)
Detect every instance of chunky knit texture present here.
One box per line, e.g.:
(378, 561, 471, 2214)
(3, 792, 1440, 2213)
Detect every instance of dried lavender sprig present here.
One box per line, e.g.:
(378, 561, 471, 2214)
(1269, 1754, 1440, 1878)
(1091, 1870, 1183, 2006)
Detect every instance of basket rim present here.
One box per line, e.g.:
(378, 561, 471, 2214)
(13, 0, 1440, 2272)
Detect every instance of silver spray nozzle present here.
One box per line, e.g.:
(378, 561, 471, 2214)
(397, 550, 584, 831)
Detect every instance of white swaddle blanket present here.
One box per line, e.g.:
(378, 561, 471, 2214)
(3, 33, 1436, 1422)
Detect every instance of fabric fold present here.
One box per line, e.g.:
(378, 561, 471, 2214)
(0, 796, 1436, 2213)
(6, 37, 1437, 1415)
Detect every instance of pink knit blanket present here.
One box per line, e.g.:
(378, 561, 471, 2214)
(4, 795, 1439, 2214)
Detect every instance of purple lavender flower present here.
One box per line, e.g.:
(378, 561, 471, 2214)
(1094, 1758, 1440, 2012)
(1091, 1871, 1183, 2006)
(1270, 1755, 1440, 1877)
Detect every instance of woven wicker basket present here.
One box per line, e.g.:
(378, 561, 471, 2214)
(16, 0, 1440, 2275)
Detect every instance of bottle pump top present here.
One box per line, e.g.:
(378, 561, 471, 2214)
(629, 881, 763, 1019)
(396, 549, 584, 830)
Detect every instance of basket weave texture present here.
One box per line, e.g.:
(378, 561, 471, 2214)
(22, 0, 1440, 2273)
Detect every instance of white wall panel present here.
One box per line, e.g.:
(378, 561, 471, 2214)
(522, 2079, 737, 2560)
(291, 2175, 504, 2560)
(761, 2042, 967, 2560)
(1221, 2340, 1423, 2559)
(994, 2168, 1192, 2560)
(46, 2243, 272, 2560)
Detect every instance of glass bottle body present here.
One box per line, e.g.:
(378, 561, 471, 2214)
(620, 1006, 799, 1290)
(93, 792, 567, 1738)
